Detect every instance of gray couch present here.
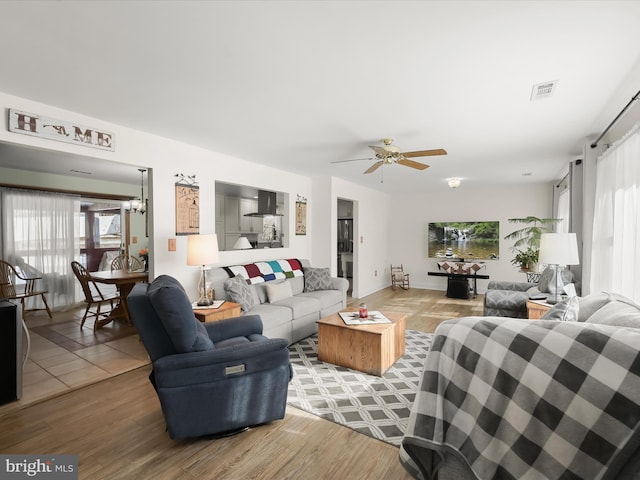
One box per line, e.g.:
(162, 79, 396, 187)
(211, 259, 349, 344)
(402, 291, 640, 480)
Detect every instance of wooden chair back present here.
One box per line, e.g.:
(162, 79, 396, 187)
(0, 260, 18, 299)
(71, 261, 121, 331)
(71, 261, 105, 302)
(0, 259, 53, 317)
(110, 254, 143, 272)
(391, 264, 410, 290)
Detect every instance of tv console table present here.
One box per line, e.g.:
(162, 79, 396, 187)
(428, 271, 490, 299)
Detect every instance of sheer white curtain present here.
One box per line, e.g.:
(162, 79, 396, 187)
(590, 122, 640, 302)
(556, 187, 570, 234)
(1, 188, 81, 310)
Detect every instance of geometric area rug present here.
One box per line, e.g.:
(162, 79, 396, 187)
(287, 329, 433, 447)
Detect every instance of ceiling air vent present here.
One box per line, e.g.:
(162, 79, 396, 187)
(530, 80, 558, 101)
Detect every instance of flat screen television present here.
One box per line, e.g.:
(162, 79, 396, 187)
(428, 221, 499, 260)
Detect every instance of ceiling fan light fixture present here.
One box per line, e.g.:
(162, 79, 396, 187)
(448, 177, 461, 189)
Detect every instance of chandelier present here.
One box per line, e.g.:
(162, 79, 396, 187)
(124, 168, 147, 214)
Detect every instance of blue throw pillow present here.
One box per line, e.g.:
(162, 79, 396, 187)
(148, 275, 214, 353)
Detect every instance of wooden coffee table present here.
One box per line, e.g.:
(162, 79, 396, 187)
(317, 311, 407, 376)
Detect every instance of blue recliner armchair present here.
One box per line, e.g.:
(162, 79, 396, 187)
(126, 274, 292, 439)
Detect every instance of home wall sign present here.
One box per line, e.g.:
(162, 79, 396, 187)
(8, 109, 115, 151)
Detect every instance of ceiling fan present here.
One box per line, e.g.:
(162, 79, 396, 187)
(333, 138, 447, 174)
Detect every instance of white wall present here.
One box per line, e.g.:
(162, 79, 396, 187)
(388, 184, 554, 294)
(0, 91, 313, 301)
(329, 176, 391, 298)
(0, 90, 556, 302)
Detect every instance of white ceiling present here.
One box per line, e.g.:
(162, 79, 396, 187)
(1, 1, 640, 192)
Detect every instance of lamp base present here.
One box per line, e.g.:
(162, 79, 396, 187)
(546, 294, 562, 305)
(196, 298, 213, 307)
(546, 264, 565, 305)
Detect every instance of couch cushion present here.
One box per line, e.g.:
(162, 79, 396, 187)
(585, 294, 640, 328)
(266, 281, 293, 303)
(246, 303, 293, 327)
(272, 295, 321, 319)
(224, 274, 259, 312)
(147, 275, 214, 353)
(304, 267, 332, 292)
(253, 282, 269, 304)
(297, 289, 343, 310)
(541, 296, 579, 322)
(577, 292, 614, 322)
(290, 276, 305, 295)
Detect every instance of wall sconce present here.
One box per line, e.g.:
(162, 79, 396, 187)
(448, 178, 461, 189)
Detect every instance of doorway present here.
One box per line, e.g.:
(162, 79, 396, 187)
(337, 198, 354, 296)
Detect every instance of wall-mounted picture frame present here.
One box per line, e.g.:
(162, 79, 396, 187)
(295, 200, 307, 236)
(428, 221, 499, 260)
(175, 183, 200, 236)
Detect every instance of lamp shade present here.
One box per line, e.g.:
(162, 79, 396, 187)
(232, 236, 253, 250)
(187, 234, 219, 266)
(538, 233, 579, 265)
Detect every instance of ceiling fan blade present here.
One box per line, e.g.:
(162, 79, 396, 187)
(364, 161, 384, 174)
(331, 157, 374, 164)
(397, 158, 430, 170)
(369, 145, 388, 156)
(401, 148, 447, 158)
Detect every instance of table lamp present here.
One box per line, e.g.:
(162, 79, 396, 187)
(538, 233, 579, 304)
(187, 234, 219, 306)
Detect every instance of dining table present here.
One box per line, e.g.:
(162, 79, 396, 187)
(89, 269, 149, 328)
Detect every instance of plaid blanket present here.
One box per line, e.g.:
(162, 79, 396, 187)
(223, 259, 303, 284)
(401, 317, 640, 480)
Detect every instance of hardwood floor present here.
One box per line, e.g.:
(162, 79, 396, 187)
(0, 287, 484, 480)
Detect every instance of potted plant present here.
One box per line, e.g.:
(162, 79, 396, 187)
(504, 216, 559, 271)
(510, 246, 539, 271)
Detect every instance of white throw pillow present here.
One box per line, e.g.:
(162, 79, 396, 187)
(541, 296, 579, 322)
(266, 281, 293, 303)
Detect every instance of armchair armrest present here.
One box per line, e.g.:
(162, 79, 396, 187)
(487, 280, 536, 292)
(153, 337, 291, 387)
(203, 314, 263, 342)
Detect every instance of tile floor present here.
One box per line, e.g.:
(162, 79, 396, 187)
(0, 306, 149, 416)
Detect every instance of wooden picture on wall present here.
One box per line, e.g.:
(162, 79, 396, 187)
(295, 200, 307, 236)
(175, 183, 200, 235)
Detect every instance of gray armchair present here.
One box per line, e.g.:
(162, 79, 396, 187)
(126, 275, 292, 439)
(483, 266, 576, 318)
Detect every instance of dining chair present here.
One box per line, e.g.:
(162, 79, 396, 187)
(110, 254, 143, 272)
(0, 259, 53, 318)
(71, 261, 121, 331)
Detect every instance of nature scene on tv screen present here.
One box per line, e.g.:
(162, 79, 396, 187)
(428, 221, 499, 260)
